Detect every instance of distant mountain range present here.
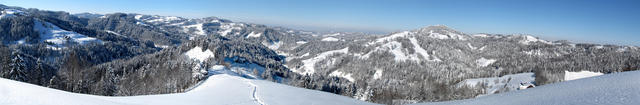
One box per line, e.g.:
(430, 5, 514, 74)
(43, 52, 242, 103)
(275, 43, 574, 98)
(0, 4, 638, 105)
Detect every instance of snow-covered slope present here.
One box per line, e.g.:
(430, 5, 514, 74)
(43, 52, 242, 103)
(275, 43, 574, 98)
(294, 47, 349, 75)
(415, 71, 640, 105)
(33, 19, 102, 48)
(321, 37, 341, 41)
(564, 70, 603, 81)
(0, 74, 377, 105)
(457, 73, 535, 95)
(0, 9, 24, 19)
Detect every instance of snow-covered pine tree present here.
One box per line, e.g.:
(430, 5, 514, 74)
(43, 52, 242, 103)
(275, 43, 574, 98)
(34, 58, 46, 85)
(9, 51, 27, 82)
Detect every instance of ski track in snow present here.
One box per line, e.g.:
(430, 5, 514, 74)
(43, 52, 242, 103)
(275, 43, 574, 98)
(245, 80, 266, 105)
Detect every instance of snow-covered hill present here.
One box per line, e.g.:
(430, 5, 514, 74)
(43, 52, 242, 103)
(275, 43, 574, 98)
(0, 73, 377, 105)
(414, 70, 640, 105)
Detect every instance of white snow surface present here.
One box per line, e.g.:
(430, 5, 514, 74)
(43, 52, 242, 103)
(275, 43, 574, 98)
(373, 31, 410, 44)
(0, 74, 378, 105)
(296, 41, 307, 44)
(427, 30, 467, 40)
(373, 69, 383, 80)
(218, 23, 243, 36)
(184, 46, 214, 62)
(367, 31, 440, 62)
(134, 15, 144, 20)
(105, 30, 122, 36)
(2, 9, 24, 15)
(182, 23, 206, 35)
(33, 19, 102, 47)
(523, 49, 544, 56)
(321, 37, 340, 41)
(380, 41, 419, 62)
(409, 37, 441, 61)
(296, 47, 349, 75)
(564, 71, 604, 81)
(472, 34, 489, 37)
(329, 70, 356, 82)
(457, 73, 535, 95)
(246, 32, 262, 38)
(263, 41, 282, 50)
(0, 9, 23, 19)
(416, 71, 640, 105)
(520, 35, 552, 45)
(467, 43, 477, 50)
(475, 57, 497, 67)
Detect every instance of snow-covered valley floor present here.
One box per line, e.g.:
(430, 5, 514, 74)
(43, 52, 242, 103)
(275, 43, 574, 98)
(414, 71, 640, 105)
(0, 74, 378, 105)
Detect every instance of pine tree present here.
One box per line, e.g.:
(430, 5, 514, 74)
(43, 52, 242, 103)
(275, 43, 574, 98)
(34, 58, 46, 85)
(9, 51, 27, 82)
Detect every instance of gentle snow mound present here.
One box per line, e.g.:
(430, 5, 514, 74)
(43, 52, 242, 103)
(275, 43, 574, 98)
(0, 74, 378, 105)
(416, 71, 640, 105)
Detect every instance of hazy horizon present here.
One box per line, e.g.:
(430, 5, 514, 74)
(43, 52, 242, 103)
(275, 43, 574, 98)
(1, 0, 638, 46)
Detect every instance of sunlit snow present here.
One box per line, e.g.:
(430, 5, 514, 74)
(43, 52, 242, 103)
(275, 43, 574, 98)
(184, 46, 215, 62)
(564, 71, 603, 81)
(33, 19, 102, 48)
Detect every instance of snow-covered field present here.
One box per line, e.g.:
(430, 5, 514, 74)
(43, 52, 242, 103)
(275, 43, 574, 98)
(296, 47, 349, 75)
(246, 32, 262, 38)
(321, 37, 340, 41)
(457, 73, 535, 95)
(33, 19, 102, 48)
(475, 57, 497, 67)
(329, 70, 356, 82)
(0, 9, 23, 19)
(416, 71, 640, 105)
(0, 74, 377, 105)
(565, 70, 603, 81)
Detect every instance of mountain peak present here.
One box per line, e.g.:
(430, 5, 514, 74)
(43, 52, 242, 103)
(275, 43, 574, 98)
(415, 25, 462, 34)
(414, 25, 459, 34)
(420, 25, 452, 30)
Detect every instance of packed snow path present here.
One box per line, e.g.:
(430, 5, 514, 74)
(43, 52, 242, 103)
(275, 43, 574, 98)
(0, 74, 378, 105)
(414, 71, 640, 105)
(244, 79, 266, 105)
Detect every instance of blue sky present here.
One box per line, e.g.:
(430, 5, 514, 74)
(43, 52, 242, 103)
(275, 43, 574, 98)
(1, 0, 639, 45)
